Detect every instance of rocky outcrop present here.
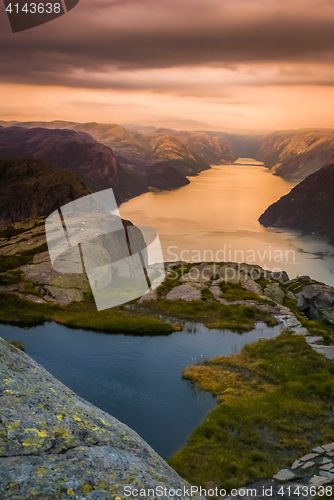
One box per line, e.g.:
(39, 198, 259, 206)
(0, 159, 91, 227)
(298, 284, 334, 324)
(258, 163, 334, 242)
(0, 338, 203, 500)
(263, 283, 285, 305)
(256, 129, 334, 181)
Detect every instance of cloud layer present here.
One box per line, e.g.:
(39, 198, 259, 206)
(1, 0, 334, 130)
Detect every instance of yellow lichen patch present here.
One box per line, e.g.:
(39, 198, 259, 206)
(35, 466, 49, 477)
(72, 415, 82, 422)
(6, 389, 14, 394)
(67, 489, 75, 497)
(4, 378, 11, 385)
(101, 419, 111, 427)
(57, 415, 63, 421)
(49, 387, 56, 393)
(82, 484, 93, 494)
(24, 428, 47, 438)
(8, 482, 19, 491)
(116, 497, 122, 500)
(6, 420, 21, 431)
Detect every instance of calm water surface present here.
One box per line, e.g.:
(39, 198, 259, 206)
(0, 321, 284, 459)
(119, 158, 334, 285)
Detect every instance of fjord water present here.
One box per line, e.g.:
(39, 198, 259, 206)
(119, 158, 334, 285)
(0, 321, 283, 459)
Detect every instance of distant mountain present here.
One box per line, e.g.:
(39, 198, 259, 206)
(0, 158, 91, 226)
(1, 121, 213, 174)
(0, 126, 191, 204)
(131, 128, 236, 166)
(256, 129, 334, 181)
(259, 163, 334, 242)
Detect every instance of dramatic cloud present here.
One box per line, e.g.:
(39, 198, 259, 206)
(1, 0, 334, 130)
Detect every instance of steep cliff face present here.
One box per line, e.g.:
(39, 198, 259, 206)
(0, 338, 203, 500)
(0, 158, 91, 226)
(256, 129, 334, 181)
(259, 163, 334, 242)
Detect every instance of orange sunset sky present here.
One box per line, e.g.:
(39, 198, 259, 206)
(1, 0, 334, 133)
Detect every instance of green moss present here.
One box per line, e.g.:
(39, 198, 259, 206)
(201, 288, 215, 301)
(0, 293, 178, 335)
(169, 332, 334, 490)
(0, 270, 23, 286)
(219, 282, 272, 305)
(144, 299, 277, 332)
(9, 340, 25, 351)
(0, 242, 48, 272)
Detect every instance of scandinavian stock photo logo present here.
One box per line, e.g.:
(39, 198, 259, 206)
(45, 188, 165, 311)
(3, 0, 80, 33)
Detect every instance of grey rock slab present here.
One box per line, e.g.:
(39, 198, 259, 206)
(0, 338, 204, 500)
(0, 234, 46, 256)
(319, 471, 334, 479)
(302, 461, 315, 469)
(291, 327, 309, 336)
(25, 294, 46, 303)
(273, 469, 296, 481)
(322, 443, 334, 452)
(309, 475, 331, 486)
(299, 453, 319, 461)
(312, 346, 334, 360)
(327, 452, 334, 457)
(316, 457, 332, 465)
(138, 289, 158, 303)
(166, 283, 203, 301)
(320, 463, 334, 471)
(291, 460, 302, 470)
(285, 316, 302, 328)
(306, 337, 324, 345)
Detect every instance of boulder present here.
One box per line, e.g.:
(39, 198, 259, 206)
(166, 282, 203, 301)
(298, 284, 334, 324)
(0, 338, 203, 500)
(263, 283, 285, 305)
(239, 273, 263, 295)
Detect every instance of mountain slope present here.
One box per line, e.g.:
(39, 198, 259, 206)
(0, 158, 91, 226)
(0, 126, 191, 205)
(2, 121, 213, 174)
(256, 129, 334, 181)
(132, 127, 236, 165)
(259, 163, 334, 242)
